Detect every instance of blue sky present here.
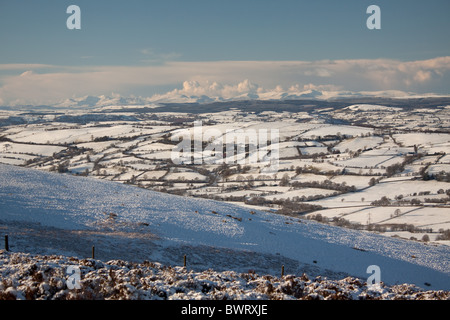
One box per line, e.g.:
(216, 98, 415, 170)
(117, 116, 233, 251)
(0, 0, 449, 105)
(1, 0, 449, 64)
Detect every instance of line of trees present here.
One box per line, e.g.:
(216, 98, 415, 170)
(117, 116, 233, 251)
(290, 180, 356, 192)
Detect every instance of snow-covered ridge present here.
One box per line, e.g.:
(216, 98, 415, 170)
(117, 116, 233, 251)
(6, 88, 449, 110)
(1, 251, 448, 300)
(0, 164, 449, 291)
(346, 104, 403, 112)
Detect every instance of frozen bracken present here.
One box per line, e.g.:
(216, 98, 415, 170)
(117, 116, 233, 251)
(0, 250, 448, 300)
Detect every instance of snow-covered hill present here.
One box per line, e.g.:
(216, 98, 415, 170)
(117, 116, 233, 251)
(345, 104, 403, 112)
(0, 164, 449, 291)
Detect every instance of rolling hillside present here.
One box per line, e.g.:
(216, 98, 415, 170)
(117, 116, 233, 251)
(0, 163, 449, 291)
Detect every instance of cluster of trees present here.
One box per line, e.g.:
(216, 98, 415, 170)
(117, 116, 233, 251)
(275, 200, 323, 216)
(436, 229, 450, 240)
(370, 196, 433, 206)
(49, 160, 70, 173)
(306, 214, 364, 231)
(370, 190, 450, 207)
(424, 197, 450, 204)
(370, 196, 391, 206)
(382, 153, 424, 178)
(385, 162, 405, 177)
(244, 197, 322, 216)
(423, 170, 450, 182)
(217, 163, 252, 178)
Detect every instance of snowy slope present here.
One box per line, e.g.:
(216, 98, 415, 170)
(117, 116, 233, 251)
(346, 104, 403, 112)
(0, 164, 449, 290)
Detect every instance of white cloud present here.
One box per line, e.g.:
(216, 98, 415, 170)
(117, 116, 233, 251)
(0, 57, 449, 106)
(413, 70, 432, 83)
(19, 70, 34, 77)
(148, 79, 261, 102)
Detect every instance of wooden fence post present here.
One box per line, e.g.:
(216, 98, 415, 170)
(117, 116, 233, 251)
(281, 265, 284, 277)
(4, 235, 9, 251)
(183, 254, 186, 267)
(92, 245, 95, 259)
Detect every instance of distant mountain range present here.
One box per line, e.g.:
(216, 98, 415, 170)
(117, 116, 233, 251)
(3, 87, 449, 111)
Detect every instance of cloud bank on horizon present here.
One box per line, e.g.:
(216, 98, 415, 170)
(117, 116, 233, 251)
(0, 56, 449, 106)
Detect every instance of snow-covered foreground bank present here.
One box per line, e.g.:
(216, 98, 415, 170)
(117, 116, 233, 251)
(1, 250, 448, 300)
(0, 164, 449, 293)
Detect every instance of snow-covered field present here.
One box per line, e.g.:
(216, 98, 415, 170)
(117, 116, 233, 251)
(310, 179, 450, 207)
(0, 100, 449, 300)
(0, 164, 449, 294)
